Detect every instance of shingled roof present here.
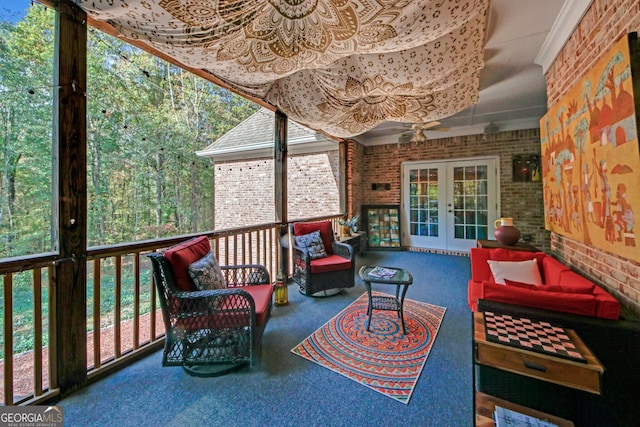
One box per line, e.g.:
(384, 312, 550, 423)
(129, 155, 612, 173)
(196, 108, 337, 161)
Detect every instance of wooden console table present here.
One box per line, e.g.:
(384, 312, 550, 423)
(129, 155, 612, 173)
(477, 239, 541, 252)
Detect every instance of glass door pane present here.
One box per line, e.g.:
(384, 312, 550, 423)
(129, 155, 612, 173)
(447, 159, 496, 252)
(408, 168, 439, 237)
(402, 163, 446, 249)
(452, 165, 488, 241)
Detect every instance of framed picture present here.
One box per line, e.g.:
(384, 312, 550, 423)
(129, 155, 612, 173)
(362, 205, 402, 250)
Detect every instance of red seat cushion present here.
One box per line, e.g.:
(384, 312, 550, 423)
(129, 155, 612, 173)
(482, 281, 597, 317)
(175, 285, 273, 330)
(164, 236, 211, 291)
(294, 221, 334, 254)
(310, 254, 352, 274)
(242, 285, 273, 327)
(504, 279, 595, 294)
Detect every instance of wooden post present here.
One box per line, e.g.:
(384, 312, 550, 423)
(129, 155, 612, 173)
(340, 140, 348, 216)
(52, 0, 88, 393)
(274, 110, 288, 223)
(274, 110, 288, 275)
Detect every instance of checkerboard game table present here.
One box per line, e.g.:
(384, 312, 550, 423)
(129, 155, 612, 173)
(473, 311, 604, 395)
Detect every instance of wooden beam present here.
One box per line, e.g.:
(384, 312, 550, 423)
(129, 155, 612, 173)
(52, 0, 88, 393)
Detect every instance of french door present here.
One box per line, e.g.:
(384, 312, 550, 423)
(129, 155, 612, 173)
(402, 157, 498, 252)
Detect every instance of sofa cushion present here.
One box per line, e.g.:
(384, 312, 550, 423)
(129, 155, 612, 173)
(310, 254, 352, 274)
(503, 279, 540, 291)
(542, 256, 571, 285)
(164, 236, 211, 291)
(482, 281, 597, 317)
(470, 248, 493, 282)
(294, 230, 328, 260)
(294, 221, 334, 254)
(505, 279, 595, 294)
(545, 284, 596, 294)
(487, 259, 543, 285)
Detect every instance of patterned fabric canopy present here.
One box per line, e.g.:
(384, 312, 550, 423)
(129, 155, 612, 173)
(76, 0, 490, 138)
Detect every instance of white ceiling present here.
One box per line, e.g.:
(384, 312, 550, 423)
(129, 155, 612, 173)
(354, 0, 589, 146)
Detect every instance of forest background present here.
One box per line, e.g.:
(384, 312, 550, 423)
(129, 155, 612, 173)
(0, 4, 259, 260)
(0, 3, 261, 361)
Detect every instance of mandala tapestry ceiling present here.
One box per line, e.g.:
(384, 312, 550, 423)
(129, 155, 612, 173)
(76, 0, 490, 138)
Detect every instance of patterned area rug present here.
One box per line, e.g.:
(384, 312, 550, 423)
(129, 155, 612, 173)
(291, 292, 446, 404)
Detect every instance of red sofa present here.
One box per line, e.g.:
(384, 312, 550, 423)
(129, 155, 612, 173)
(468, 248, 620, 320)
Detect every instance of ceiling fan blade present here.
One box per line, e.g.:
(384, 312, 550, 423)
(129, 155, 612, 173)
(420, 120, 442, 130)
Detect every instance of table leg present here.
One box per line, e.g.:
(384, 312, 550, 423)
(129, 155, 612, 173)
(399, 284, 409, 335)
(365, 280, 373, 331)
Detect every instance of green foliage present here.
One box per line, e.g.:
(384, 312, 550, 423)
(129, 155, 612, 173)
(0, 6, 54, 257)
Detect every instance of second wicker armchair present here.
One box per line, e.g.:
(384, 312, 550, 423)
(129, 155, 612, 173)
(291, 221, 355, 297)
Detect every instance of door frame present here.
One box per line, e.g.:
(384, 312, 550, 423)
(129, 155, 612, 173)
(401, 155, 501, 252)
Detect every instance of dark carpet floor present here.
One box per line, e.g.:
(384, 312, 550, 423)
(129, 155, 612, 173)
(58, 250, 473, 427)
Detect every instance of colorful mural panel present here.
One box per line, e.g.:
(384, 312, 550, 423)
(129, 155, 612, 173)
(540, 33, 640, 262)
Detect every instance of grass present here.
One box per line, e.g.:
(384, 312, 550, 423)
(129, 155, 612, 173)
(0, 262, 156, 360)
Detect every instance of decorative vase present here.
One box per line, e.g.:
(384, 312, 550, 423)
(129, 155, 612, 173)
(493, 217, 521, 246)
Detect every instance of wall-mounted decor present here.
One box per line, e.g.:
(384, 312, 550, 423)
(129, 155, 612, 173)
(540, 32, 640, 262)
(512, 154, 542, 182)
(362, 205, 402, 250)
(371, 183, 392, 191)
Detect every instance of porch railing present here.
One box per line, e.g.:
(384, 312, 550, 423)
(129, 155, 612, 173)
(0, 214, 343, 405)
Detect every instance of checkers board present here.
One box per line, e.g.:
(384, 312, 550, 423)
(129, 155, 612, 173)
(483, 311, 587, 363)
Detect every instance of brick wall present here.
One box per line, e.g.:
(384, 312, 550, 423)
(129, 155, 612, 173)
(287, 151, 341, 221)
(346, 130, 548, 251)
(214, 151, 340, 229)
(545, 0, 640, 316)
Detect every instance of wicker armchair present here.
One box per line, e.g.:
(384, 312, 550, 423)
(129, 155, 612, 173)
(291, 221, 355, 297)
(147, 236, 272, 377)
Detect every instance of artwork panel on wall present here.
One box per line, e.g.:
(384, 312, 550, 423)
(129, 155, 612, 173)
(540, 32, 640, 262)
